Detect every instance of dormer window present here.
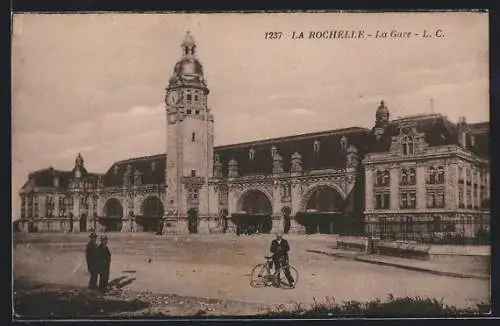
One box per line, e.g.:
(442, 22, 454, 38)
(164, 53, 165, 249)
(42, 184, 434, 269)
(340, 136, 348, 150)
(402, 136, 414, 155)
(271, 146, 278, 159)
(249, 148, 256, 160)
(151, 162, 157, 171)
(114, 165, 119, 175)
(313, 140, 320, 153)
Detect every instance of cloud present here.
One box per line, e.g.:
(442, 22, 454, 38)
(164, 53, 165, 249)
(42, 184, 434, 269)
(286, 108, 316, 116)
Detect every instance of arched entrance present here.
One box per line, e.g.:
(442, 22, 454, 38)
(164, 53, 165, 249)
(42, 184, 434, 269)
(188, 208, 198, 233)
(297, 186, 345, 234)
(101, 198, 123, 232)
(232, 190, 273, 234)
(138, 196, 164, 232)
(79, 213, 87, 232)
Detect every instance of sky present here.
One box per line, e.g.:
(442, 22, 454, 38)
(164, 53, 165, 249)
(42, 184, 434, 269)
(11, 12, 489, 220)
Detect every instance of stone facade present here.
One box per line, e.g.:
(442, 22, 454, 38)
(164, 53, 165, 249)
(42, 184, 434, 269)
(17, 32, 490, 242)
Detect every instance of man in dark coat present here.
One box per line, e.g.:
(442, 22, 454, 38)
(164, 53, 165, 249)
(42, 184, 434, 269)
(85, 231, 99, 289)
(270, 232, 295, 287)
(97, 235, 112, 293)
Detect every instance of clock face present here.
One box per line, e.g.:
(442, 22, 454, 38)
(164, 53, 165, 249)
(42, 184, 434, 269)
(166, 91, 179, 105)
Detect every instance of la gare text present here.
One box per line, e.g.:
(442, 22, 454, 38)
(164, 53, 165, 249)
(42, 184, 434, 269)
(264, 29, 444, 40)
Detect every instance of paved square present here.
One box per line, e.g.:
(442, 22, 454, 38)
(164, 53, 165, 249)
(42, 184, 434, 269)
(13, 233, 490, 311)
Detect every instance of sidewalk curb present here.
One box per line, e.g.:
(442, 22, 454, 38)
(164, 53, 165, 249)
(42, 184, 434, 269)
(307, 250, 489, 280)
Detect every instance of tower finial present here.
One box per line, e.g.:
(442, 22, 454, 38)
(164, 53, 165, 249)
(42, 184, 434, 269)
(182, 31, 196, 57)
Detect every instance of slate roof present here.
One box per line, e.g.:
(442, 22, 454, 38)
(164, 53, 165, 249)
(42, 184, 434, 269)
(369, 114, 489, 158)
(214, 127, 371, 176)
(20, 167, 102, 194)
(102, 154, 166, 187)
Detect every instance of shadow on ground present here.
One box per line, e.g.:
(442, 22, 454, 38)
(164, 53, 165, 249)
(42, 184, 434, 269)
(13, 281, 149, 319)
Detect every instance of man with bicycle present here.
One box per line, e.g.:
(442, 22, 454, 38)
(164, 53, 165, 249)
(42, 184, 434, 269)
(270, 231, 295, 288)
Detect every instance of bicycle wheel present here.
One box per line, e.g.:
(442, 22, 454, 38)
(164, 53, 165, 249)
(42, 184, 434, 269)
(277, 265, 299, 289)
(250, 263, 271, 288)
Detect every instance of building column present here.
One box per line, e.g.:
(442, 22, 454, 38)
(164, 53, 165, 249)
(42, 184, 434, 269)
(72, 194, 81, 233)
(390, 167, 399, 210)
(416, 164, 427, 210)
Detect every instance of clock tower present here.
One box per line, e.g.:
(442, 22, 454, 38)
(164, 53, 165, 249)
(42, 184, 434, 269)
(164, 31, 215, 234)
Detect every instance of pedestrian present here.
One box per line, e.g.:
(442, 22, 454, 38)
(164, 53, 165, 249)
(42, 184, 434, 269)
(270, 231, 295, 288)
(97, 235, 112, 293)
(85, 231, 99, 290)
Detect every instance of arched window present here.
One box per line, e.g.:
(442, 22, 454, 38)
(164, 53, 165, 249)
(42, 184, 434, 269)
(383, 170, 390, 186)
(402, 136, 414, 155)
(409, 168, 416, 185)
(401, 169, 408, 185)
(428, 167, 436, 184)
(437, 166, 444, 184)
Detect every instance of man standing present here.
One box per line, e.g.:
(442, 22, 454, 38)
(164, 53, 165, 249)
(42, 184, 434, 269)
(85, 231, 99, 290)
(270, 232, 295, 287)
(97, 235, 112, 293)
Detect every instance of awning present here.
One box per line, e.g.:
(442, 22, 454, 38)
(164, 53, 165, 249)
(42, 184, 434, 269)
(98, 216, 123, 220)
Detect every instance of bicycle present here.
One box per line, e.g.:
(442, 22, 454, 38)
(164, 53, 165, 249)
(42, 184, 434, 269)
(250, 256, 299, 289)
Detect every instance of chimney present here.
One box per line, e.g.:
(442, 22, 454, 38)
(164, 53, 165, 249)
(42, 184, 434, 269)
(457, 116, 467, 147)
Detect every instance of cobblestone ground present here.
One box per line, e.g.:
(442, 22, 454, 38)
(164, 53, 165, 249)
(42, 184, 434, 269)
(13, 233, 490, 316)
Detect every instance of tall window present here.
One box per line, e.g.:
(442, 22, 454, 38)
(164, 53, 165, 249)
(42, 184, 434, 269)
(21, 196, 26, 219)
(466, 168, 472, 185)
(376, 171, 383, 186)
(400, 191, 416, 209)
(400, 168, 416, 186)
(192, 132, 196, 142)
(376, 170, 390, 186)
(186, 91, 192, 102)
(458, 166, 464, 183)
(459, 188, 464, 208)
(428, 167, 436, 184)
(401, 169, 408, 185)
(402, 136, 414, 155)
(428, 192, 445, 208)
(375, 193, 390, 209)
(409, 168, 416, 185)
(437, 166, 445, 184)
(466, 190, 472, 209)
(383, 170, 390, 186)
